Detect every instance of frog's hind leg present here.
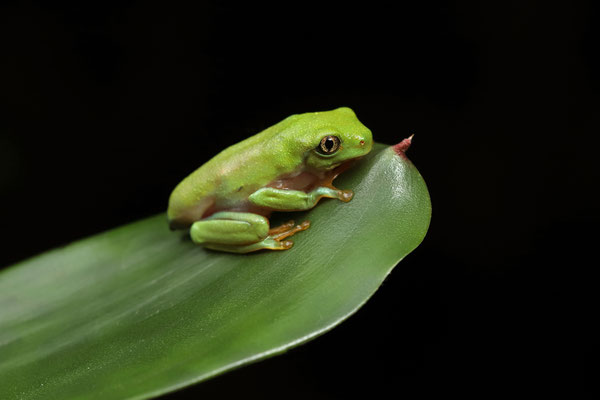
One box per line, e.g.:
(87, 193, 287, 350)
(191, 211, 269, 246)
(190, 211, 304, 254)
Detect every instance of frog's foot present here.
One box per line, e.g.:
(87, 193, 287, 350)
(203, 237, 294, 253)
(337, 189, 353, 202)
(312, 186, 353, 203)
(270, 220, 310, 241)
(268, 220, 296, 235)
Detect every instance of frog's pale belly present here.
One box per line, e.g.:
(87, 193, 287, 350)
(206, 170, 325, 219)
(267, 171, 323, 191)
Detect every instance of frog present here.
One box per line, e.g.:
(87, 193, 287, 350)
(167, 107, 373, 253)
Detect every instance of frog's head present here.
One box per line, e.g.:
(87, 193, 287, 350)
(288, 107, 373, 171)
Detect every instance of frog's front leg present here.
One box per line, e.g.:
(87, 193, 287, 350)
(248, 186, 353, 211)
(190, 211, 308, 253)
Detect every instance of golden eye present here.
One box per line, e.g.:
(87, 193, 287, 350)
(317, 135, 340, 155)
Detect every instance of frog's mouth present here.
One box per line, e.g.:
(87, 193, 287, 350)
(330, 157, 361, 174)
(316, 157, 362, 189)
(325, 162, 342, 170)
(325, 155, 362, 171)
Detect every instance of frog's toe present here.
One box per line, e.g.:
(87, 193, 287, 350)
(268, 220, 295, 235)
(259, 238, 293, 251)
(338, 190, 353, 202)
(298, 220, 310, 230)
(270, 220, 310, 241)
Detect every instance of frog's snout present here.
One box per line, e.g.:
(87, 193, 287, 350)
(358, 136, 373, 155)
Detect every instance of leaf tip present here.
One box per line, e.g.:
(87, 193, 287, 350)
(392, 134, 414, 157)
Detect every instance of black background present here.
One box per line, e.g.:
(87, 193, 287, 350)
(1, 0, 598, 398)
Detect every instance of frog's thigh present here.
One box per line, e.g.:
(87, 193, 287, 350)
(190, 211, 269, 246)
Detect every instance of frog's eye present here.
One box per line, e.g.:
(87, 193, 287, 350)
(317, 135, 340, 155)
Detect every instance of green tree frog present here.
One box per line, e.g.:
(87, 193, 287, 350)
(167, 107, 373, 253)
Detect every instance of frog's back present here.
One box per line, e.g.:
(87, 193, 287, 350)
(167, 115, 301, 228)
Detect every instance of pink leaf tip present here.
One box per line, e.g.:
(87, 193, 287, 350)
(392, 134, 414, 156)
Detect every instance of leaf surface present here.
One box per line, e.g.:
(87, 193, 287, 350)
(0, 143, 431, 400)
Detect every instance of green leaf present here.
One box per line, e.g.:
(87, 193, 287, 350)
(0, 142, 431, 400)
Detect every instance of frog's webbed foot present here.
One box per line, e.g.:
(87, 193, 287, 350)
(321, 177, 353, 202)
(269, 220, 310, 241)
(268, 220, 296, 235)
(203, 237, 294, 253)
(319, 161, 356, 203)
